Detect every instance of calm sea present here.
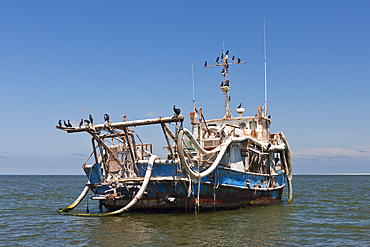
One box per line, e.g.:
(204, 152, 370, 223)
(0, 175, 369, 246)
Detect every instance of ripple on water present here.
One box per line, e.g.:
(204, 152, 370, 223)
(0, 175, 369, 246)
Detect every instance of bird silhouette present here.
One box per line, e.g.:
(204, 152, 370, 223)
(238, 103, 242, 108)
(226, 50, 229, 55)
(216, 57, 219, 63)
(67, 119, 72, 127)
(58, 120, 62, 128)
(173, 105, 181, 116)
(204, 61, 207, 67)
(79, 119, 83, 128)
(84, 119, 90, 125)
(89, 115, 93, 125)
(232, 56, 235, 60)
(104, 114, 110, 122)
(63, 120, 68, 128)
(220, 81, 224, 87)
(238, 58, 241, 63)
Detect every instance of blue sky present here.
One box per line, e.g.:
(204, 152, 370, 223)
(1, 1, 369, 175)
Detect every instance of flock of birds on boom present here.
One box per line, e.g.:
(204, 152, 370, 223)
(57, 114, 110, 129)
(57, 106, 182, 129)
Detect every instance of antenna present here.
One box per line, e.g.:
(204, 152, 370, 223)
(192, 63, 195, 112)
(264, 19, 267, 117)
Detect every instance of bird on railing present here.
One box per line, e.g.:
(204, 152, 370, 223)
(63, 120, 68, 128)
(173, 105, 181, 116)
(67, 119, 72, 127)
(58, 120, 62, 128)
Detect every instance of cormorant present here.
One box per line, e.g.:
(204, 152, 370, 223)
(237, 103, 242, 108)
(232, 56, 235, 60)
(226, 50, 229, 55)
(58, 120, 62, 128)
(204, 61, 207, 67)
(216, 57, 219, 63)
(104, 114, 110, 122)
(67, 119, 72, 127)
(173, 105, 181, 116)
(84, 119, 90, 125)
(63, 120, 68, 128)
(89, 115, 93, 125)
(238, 58, 241, 63)
(220, 81, 224, 87)
(268, 115, 271, 119)
(79, 119, 83, 128)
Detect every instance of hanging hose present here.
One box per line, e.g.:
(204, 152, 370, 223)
(59, 155, 157, 217)
(58, 185, 90, 213)
(177, 128, 248, 179)
(279, 132, 293, 202)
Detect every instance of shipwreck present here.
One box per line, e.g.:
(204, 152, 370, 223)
(57, 49, 293, 216)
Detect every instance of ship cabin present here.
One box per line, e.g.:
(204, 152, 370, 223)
(188, 106, 284, 176)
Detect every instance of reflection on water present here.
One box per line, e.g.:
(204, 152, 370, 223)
(88, 204, 293, 246)
(0, 175, 369, 246)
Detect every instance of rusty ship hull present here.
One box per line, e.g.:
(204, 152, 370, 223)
(92, 163, 286, 212)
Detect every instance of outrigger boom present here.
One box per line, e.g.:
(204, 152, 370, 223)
(57, 115, 184, 133)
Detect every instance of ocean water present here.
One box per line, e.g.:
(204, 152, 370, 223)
(0, 175, 369, 246)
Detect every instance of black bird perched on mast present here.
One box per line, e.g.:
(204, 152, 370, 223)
(173, 105, 181, 116)
(84, 119, 90, 125)
(104, 114, 110, 122)
(232, 55, 235, 61)
(226, 50, 229, 55)
(238, 58, 241, 63)
(216, 57, 219, 63)
(58, 120, 62, 128)
(67, 119, 72, 127)
(89, 115, 93, 125)
(204, 61, 207, 67)
(238, 103, 242, 108)
(63, 120, 68, 128)
(79, 119, 83, 128)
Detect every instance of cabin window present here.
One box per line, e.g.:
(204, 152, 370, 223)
(262, 121, 269, 130)
(249, 120, 257, 130)
(239, 122, 246, 130)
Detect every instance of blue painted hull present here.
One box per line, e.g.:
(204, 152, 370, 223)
(89, 163, 286, 212)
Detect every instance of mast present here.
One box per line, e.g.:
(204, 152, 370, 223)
(204, 49, 246, 119)
(264, 19, 267, 117)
